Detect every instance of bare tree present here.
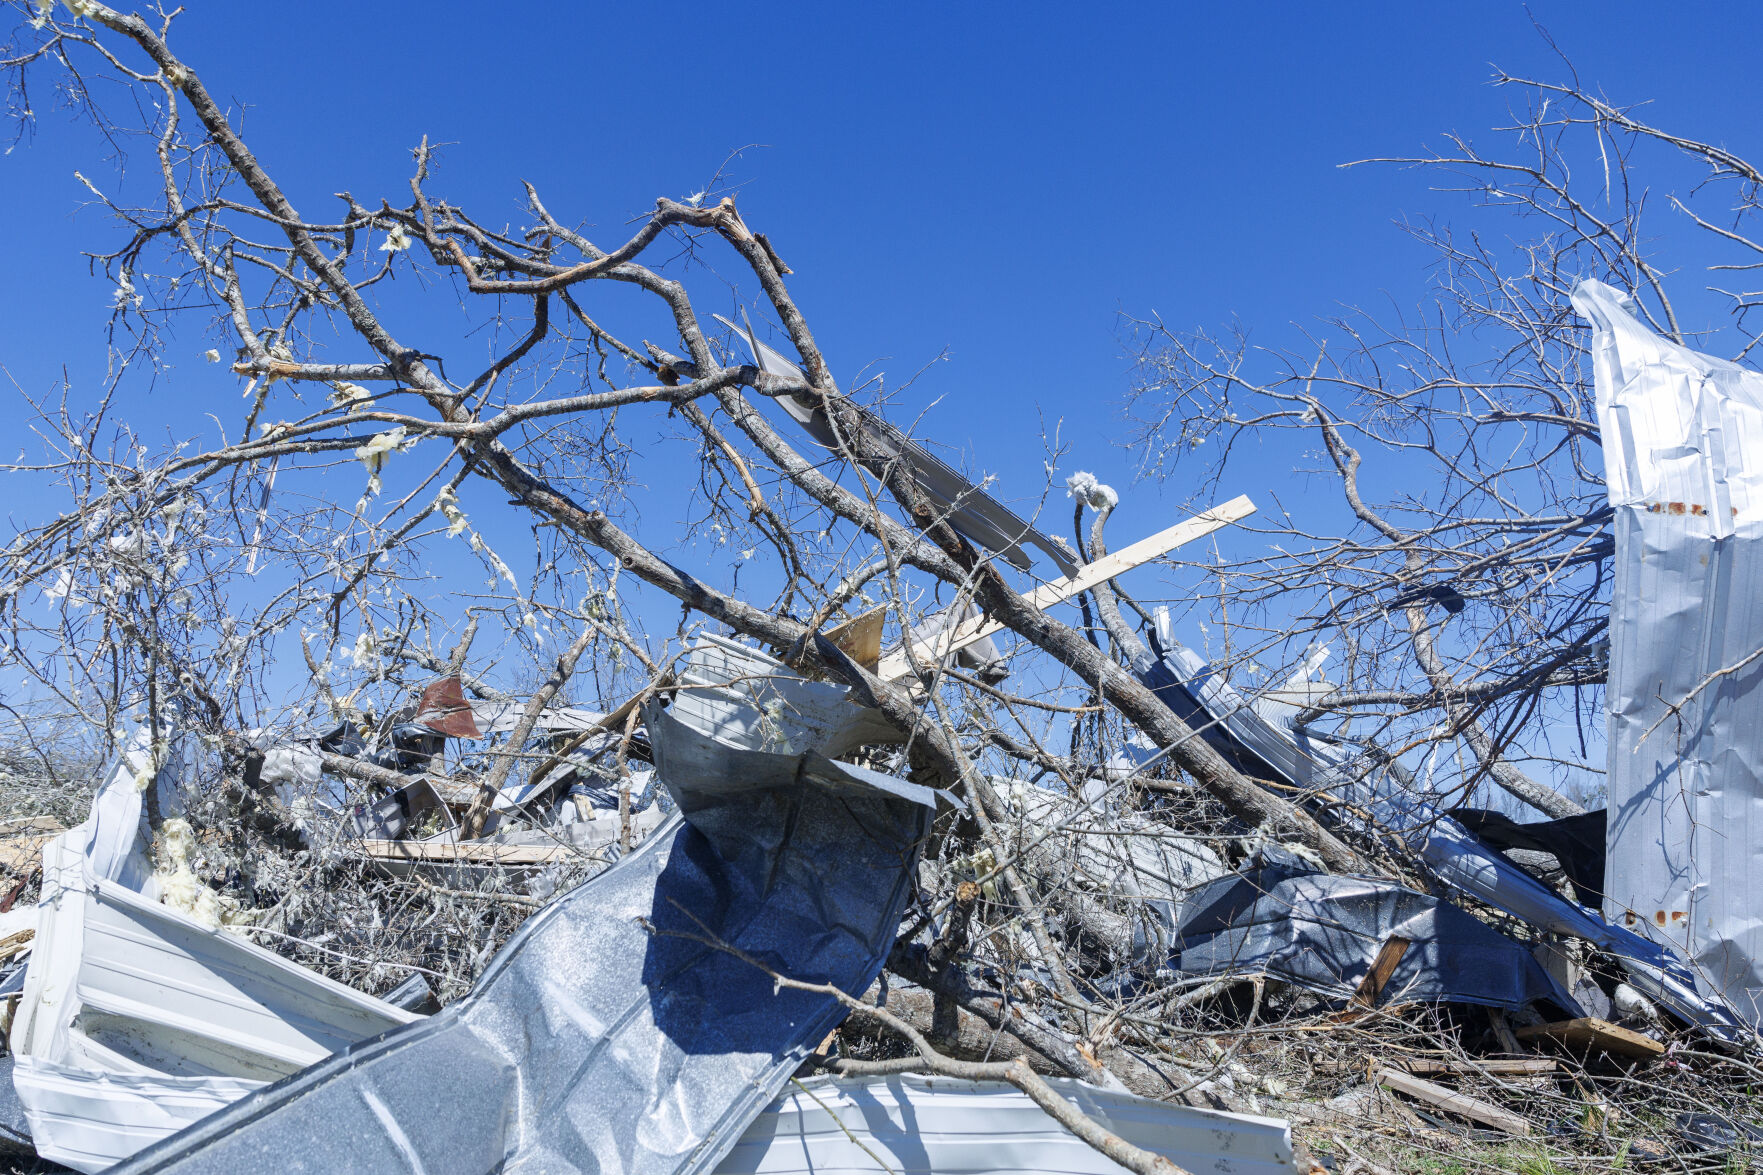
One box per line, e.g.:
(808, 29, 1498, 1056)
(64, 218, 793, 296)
(6, 9, 1763, 1170)
(1124, 65, 1763, 825)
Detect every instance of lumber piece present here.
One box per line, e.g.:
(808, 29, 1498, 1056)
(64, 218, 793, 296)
(1513, 1017, 1664, 1060)
(1350, 935, 1410, 1009)
(875, 495, 1256, 681)
(1373, 1065, 1532, 1136)
(358, 838, 573, 866)
(1401, 1058, 1558, 1077)
(1316, 1057, 1558, 1077)
(823, 604, 887, 671)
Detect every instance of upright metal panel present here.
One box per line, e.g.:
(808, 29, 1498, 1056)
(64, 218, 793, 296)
(1575, 280, 1763, 1031)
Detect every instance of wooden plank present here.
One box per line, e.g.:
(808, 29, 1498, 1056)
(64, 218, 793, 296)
(1513, 1017, 1664, 1060)
(1314, 1057, 1557, 1077)
(0, 819, 63, 876)
(0, 927, 33, 961)
(875, 495, 1256, 681)
(824, 605, 887, 671)
(1350, 935, 1410, 1009)
(1400, 1058, 1557, 1077)
(1374, 1066, 1532, 1136)
(1487, 1008, 1525, 1055)
(357, 838, 572, 866)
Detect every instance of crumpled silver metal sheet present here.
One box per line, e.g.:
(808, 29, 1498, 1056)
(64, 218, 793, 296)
(1574, 280, 1763, 1032)
(1424, 817, 1753, 1044)
(1174, 845, 1580, 1012)
(119, 641, 935, 1175)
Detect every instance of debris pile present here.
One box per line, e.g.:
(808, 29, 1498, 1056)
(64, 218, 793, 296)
(0, 283, 1755, 1175)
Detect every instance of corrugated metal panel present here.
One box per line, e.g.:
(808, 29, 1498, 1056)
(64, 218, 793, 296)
(1574, 280, 1763, 1031)
(715, 1073, 1295, 1175)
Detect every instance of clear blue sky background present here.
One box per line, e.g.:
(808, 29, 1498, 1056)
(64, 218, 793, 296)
(3, 2, 1759, 730)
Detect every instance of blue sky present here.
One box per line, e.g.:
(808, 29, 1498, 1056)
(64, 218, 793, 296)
(3, 2, 1760, 739)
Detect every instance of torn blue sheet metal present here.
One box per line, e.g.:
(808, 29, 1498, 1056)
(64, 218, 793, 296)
(1424, 817, 1754, 1045)
(1174, 846, 1579, 1013)
(1576, 280, 1763, 1033)
(119, 641, 936, 1175)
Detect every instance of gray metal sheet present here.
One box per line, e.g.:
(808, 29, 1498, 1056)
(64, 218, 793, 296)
(1174, 846, 1578, 1012)
(1135, 642, 1354, 800)
(1574, 280, 1763, 1032)
(716, 314, 1076, 576)
(118, 643, 934, 1175)
(1424, 817, 1753, 1044)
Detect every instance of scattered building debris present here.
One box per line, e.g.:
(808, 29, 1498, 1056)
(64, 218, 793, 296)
(1372, 1066, 1532, 1137)
(113, 640, 940, 1175)
(1513, 1017, 1667, 1061)
(8, 732, 420, 1172)
(0, 480, 1756, 1174)
(1172, 844, 1576, 1013)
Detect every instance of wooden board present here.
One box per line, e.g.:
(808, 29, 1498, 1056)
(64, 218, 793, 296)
(0, 817, 64, 876)
(824, 605, 887, 671)
(1374, 1066, 1532, 1136)
(1400, 1058, 1557, 1077)
(1351, 935, 1410, 1008)
(1316, 1057, 1557, 1077)
(358, 838, 573, 867)
(875, 495, 1256, 682)
(1513, 1017, 1664, 1060)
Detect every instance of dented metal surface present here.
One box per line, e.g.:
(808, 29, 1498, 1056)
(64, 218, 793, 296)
(1424, 817, 1752, 1044)
(1575, 280, 1763, 1033)
(1174, 845, 1578, 1013)
(715, 1073, 1297, 1175)
(118, 640, 934, 1175)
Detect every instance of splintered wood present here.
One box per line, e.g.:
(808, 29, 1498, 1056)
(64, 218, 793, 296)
(1374, 1065, 1533, 1136)
(1514, 1017, 1665, 1060)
